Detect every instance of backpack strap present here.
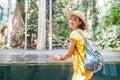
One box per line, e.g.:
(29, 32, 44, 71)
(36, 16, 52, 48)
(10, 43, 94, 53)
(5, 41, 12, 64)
(76, 29, 88, 38)
(75, 30, 86, 61)
(76, 30, 85, 38)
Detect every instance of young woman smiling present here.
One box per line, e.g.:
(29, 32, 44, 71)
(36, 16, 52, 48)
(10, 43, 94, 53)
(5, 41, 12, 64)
(50, 10, 93, 80)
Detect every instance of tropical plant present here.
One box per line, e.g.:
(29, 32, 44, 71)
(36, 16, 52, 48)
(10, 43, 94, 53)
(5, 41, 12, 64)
(95, 0, 120, 49)
(96, 36, 120, 49)
(0, 44, 12, 50)
(101, 0, 120, 26)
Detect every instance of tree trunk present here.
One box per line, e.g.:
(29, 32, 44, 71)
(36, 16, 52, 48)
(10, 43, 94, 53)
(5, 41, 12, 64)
(37, 0, 46, 50)
(12, 1, 24, 30)
(11, 0, 25, 48)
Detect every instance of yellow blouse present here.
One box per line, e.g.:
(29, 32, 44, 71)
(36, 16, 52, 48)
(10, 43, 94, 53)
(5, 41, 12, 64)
(69, 30, 93, 80)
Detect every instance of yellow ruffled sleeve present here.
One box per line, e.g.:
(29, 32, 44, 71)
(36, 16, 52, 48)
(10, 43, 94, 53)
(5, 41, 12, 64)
(69, 31, 82, 41)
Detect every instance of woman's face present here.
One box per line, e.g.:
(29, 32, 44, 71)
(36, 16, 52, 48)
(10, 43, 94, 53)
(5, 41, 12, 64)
(68, 15, 81, 30)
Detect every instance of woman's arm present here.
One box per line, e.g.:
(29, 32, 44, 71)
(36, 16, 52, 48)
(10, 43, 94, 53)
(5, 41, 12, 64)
(50, 39, 76, 60)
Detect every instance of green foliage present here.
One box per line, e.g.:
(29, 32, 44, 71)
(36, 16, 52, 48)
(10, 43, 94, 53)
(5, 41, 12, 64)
(52, 0, 88, 48)
(96, 36, 120, 49)
(28, 2, 38, 24)
(11, 28, 24, 48)
(0, 22, 6, 30)
(15, 0, 120, 49)
(17, 0, 24, 3)
(72, 3, 84, 12)
(115, 26, 120, 37)
(52, 0, 71, 47)
(95, 0, 120, 49)
(109, 0, 120, 25)
(101, 0, 120, 26)
(0, 44, 12, 50)
(109, 46, 120, 51)
(27, 0, 38, 38)
(96, 26, 120, 49)
(55, 17, 64, 23)
(27, 25, 38, 37)
(17, 0, 25, 7)
(58, 30, 69, 41)
(14, 28, 24, 36)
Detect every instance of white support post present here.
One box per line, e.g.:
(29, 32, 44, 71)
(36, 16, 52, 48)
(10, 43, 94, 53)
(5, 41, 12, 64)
(49, 0, 52, 50)
(7, 0, 12, 47)
(24, 0, 28, 50)
(37, 0, 46, 50)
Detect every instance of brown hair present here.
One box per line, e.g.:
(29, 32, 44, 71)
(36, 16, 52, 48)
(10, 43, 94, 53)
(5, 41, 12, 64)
(78, 18, 86, 30)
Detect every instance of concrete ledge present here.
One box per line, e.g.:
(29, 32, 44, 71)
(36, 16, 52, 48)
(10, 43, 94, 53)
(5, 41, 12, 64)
(0, 49, 120, 64)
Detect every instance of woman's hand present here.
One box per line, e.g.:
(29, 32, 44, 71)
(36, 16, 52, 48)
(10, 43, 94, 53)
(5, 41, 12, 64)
(50, 54, 60, 60)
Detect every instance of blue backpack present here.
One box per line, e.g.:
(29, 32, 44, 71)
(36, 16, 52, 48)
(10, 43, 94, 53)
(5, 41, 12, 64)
(75, 30, 104, 73)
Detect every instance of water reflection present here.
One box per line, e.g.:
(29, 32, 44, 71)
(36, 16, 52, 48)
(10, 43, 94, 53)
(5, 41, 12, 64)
(0, 63, 120, 80)
(91, 63, 120, 80)
(103, 64, 117, 77)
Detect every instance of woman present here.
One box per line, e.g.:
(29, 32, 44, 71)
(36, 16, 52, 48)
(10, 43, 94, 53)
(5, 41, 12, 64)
(50, 10, 93, 80)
